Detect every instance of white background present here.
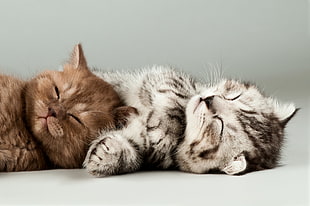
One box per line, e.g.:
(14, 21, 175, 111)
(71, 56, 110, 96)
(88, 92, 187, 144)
(0, 0, 309, 205)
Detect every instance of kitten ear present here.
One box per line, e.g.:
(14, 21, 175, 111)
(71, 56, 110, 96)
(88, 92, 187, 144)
(113, 106, 138, 128)
(222, 154, 247, 175)
(273, 101, 299, 126)
(68, 43, 88, 70)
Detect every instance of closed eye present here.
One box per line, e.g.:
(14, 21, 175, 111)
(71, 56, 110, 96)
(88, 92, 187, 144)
(54, 86, 60, 99)
(225, 93, 242, 101)
(68, 113, 83, 125)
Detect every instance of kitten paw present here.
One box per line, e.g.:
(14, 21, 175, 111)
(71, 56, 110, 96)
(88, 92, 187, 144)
(84, 136, 122, 177)
(84, 134, 140, 177)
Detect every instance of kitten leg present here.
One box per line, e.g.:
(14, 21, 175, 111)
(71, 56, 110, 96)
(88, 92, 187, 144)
(0, 145, 47, 171)
(83, 132, 140, 177)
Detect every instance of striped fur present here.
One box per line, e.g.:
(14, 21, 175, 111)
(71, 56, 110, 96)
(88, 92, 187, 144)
(84, 67, 297, 176)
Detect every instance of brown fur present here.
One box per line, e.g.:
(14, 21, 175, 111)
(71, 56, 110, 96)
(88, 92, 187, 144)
(0, 44, 134, 171)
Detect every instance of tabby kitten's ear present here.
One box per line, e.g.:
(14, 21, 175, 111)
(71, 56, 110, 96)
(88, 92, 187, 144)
(68, 43, 88, 70)
(272, 101, 298, 127)
(222, 154, 247, 175)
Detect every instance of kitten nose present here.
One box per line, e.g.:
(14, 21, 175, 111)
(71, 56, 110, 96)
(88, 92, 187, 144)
(47, 106, 66, 119)
(203, 95, 214, 109)
(47, 107, 57, 117)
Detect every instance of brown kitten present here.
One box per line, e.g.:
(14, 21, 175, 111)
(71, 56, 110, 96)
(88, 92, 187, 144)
(0, 44, 134, 171)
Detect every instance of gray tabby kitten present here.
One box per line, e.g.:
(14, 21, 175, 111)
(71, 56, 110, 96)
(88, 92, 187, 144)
(83, 66, 297, 176)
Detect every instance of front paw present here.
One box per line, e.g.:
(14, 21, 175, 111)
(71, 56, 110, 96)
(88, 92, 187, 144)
(83, 136, 123, 177)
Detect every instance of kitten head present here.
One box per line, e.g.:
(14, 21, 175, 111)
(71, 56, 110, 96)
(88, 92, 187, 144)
(25, 44, 122, 168)
(177, 79, 297, 175)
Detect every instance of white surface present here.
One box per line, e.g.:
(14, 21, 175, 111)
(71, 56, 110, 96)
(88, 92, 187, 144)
(0, 166, 308, 206)
(0, 0, 309, 205)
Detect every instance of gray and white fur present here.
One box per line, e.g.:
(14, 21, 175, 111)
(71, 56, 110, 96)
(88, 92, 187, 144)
(83, 66, 297, 176)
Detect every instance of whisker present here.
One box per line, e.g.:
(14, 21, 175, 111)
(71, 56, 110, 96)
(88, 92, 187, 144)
(202, 62, 224, 87)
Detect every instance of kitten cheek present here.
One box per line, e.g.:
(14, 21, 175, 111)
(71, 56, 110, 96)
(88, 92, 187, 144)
(33, 120, 45, 134)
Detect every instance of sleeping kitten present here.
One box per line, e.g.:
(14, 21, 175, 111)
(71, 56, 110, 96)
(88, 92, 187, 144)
(0, 44, 134, 171)
(84, 66, 297, 176)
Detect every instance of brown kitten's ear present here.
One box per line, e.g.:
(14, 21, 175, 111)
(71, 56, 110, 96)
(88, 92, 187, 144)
(68, 43, 88, 70)
(222, 154, 247, 175)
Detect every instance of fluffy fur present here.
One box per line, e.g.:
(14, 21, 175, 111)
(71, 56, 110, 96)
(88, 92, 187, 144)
(0, 44, 133, 171)
(84, 66, 297, 176)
